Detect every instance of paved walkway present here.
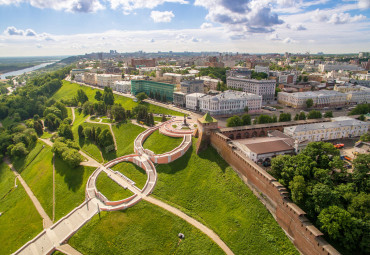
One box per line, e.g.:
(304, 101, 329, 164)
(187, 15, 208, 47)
(145, 196, 234, 255)
(4, 158, 53, 229)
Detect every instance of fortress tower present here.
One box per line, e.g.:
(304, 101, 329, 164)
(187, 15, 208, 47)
(196, 112, 218, 154)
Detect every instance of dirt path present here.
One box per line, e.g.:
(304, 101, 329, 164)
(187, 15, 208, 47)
(4, 158, 54, 229)
(144, 196, 234, 255)
(70, 107, 76, 125)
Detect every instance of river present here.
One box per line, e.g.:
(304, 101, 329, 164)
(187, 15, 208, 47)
(0, 61, 57, 79)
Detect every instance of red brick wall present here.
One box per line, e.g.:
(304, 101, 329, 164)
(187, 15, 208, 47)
(210, 132, 339, 255)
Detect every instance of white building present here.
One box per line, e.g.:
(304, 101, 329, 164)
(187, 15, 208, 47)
(277, 90, 347, 108)
(318, 63, 363, 72)
(346, 90, 370, 105)
(185, 93, 206, 110)
(254, 65, 269, 74)
(84, 73, 97, 86)
(112, 81, 131, 93)
(200, 76, 221, 90)
(74, 73, 84, 83)
(198, 90, 262, 115)
(227, 77, 276, 103)
(97, 74, 122, 87)
(284, 117, 369, 143)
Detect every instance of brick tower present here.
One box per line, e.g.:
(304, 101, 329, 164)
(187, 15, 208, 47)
(196, 112, 218, 154)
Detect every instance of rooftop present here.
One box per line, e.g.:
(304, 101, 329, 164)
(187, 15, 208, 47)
(285, 119, 369, 133)
(198, 112, 218, 124)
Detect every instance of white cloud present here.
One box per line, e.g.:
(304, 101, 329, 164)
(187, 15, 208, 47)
(200, 22, 213, 29)
(150, 11, 175, 23)
(0, 0, 105, 13)
(328, 12, 366, 24)
(108, 0, 188, 14)
(268, 33, 281, 40)
(292, 23, 306, 30)
(358, 0, 370, 9)
(3, 26, 55, 41)
(283, 37, 297, 43)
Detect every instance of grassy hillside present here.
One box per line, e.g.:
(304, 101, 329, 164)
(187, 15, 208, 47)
(69, 201, 224, 255)
(143, 130, 183, 154)
(153, 139, 298, 255)
(0, 163, 43, 255)
(112, 122, 145, 157)
(95, 172, 133, 201)
(53, 81, 182, 115)
(111, 162, 147, 190)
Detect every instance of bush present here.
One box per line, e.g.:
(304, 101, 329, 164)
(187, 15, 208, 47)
(307, 110, 322, 119)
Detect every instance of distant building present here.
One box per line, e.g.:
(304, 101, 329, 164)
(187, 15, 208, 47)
(112, 81, 131, 93)
(284, 117, 369, 143)
(131, 58, 156, 68)
(318, 63, 363, 72)
(163, 73, 195, 84)
(74, 73, 84, 83)
(254, 65, 269, 74)
(346, 90, 370, 105)
(227, 77, 276, 103)
(227, 68, 252, 78)
(205, 56, 224, 68)
(173, 92, 186, 107)
(180, 80, 204, 94)
(131, 80, 175, 102)
(277, 90, 347, 108)
(200, 76, 221, 90)
(70, 69, 87, 77)
(198, 90, 262, 115)
(97, 74, 122, 87)
(279, 73, 296, 84)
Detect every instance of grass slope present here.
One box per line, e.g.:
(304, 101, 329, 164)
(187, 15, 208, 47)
(69, 201, 224, 255)
(95, 172, 133, 201)
(111, 162, 147, 190)
(53, 81, 182, 115)
(0, 163, 43, 254)
(54, 156, 95, 221)
(112, 122, 145, 157)
(153, 139, 298, 255)
(17, 142, 54, 219)
(143, 130, 183, 155)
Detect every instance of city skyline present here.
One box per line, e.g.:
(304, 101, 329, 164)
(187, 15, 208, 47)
(0, 0, 369, 56)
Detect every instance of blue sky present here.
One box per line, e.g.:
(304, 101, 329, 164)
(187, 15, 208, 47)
(0, 0, 369, 56)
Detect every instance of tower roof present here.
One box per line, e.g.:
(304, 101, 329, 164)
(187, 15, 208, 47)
(199, 112, 217, 124)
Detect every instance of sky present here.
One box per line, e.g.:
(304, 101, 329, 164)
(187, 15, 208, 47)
(0, 0, 369, 56)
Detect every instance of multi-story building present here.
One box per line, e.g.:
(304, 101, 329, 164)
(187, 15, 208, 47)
(227, 77, 276, 103)
(74, 73, 84, 83)
(227, 68, 252, 78)
(200, 76, 221, 91)
(84, 73, 97, 85)
(318, 63, 363, 72)
(346, 90, 370, 105)
(70, 69, 87, 77)
(97, 74, 122, 87)
(131, 80, 175, 102)
(173, 92, 186, 107)
(180, 80, 204, 94)
(131, 58, 156, 68)
(163, 73, 195, 84)
(334, 84, 362, 93)
(185, 93, 206, 110)
(198, 90, 262, 115)
(279, 73, 296, 84)
(284, 117, 369, 143)
(112, 81, 131, 93)
(205, 56, 224, 68)
(255, 65, 269, 74)
(277, 90, 347, 108)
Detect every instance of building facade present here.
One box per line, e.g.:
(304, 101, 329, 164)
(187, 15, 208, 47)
(112, 81, 131, 93)
(198, 90, 262, 115)
(180, 80, 204, 94)
(131, 58, 156, 68)
(227, 77, 276, 103)
(173, 92, 186, 107)
(131, 80, 175, 102)
(185, 93, 206, 110)
(97, 74, 122, 87)
(277, 90, 347, 108)
(255, 65, 269, 74)
(84, 73, 97, 85)
(284, 118, 369, 143)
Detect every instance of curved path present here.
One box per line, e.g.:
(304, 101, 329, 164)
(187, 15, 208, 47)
(14, 119, 234, 255)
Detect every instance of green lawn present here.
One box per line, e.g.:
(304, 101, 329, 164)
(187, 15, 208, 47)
(54, 156, 96, 221)
(69, 201, 224, 255)
(40, 131, 53, 139)
(112, 122, 145, 157)
(67, 107, 72, 119)
(53, 81, 182, 115)
(153, 116, 169, 122)
(153, 139, 298, 255)
(95, 172, 133, 201)
(16, 142, 54, 219)
(111, 162, 147, 190)
(143, 130, 183, 154)
(0, 163, 43, 255)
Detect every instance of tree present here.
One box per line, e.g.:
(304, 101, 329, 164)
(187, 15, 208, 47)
(279, 113, 291, 122)
(58, 123, 73, 140)
(103, 87, 114, 105)
(136, 92, 148, 102)
(78, 125, 84, 138)
(306, 98, 313, 108)
(226, 115, 242, 127)
(54, 101, 68, 120)
(257, 114, 273, 124)
(33, 120, 43, 136)
(244, 106, 249, 113)
(359, 133, 370, 142)
(348, 193, 370, 220)
(241, 114, 251, 125)
(11, 142, 29, 157)
(289, 175, 307, 206)
(61, 148, 84, 168)
(349, 103, 370, 115)
(324, 111, 333, 118)
(298, 111, 306, 120)
(302, 142, 339, 169)
(352, 154, 370, 192)
(312, 183, 339, 213)
(307, 110, 322, 119)
(44, 113, 61, 131)
(303, 76, 309, 82)
(358, 114, 365, 121)
(82, 101, 94, 115)
(161, 114, 167, 122)
(111, 104, 126, 122)
(95, 91, 103, 101)
(76, 89, 88, 104)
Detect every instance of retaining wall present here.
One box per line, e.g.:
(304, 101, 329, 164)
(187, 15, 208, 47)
(210, 131, 340, 255)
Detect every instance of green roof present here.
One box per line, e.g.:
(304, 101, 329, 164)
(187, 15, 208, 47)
(199, 112, 217, 124)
